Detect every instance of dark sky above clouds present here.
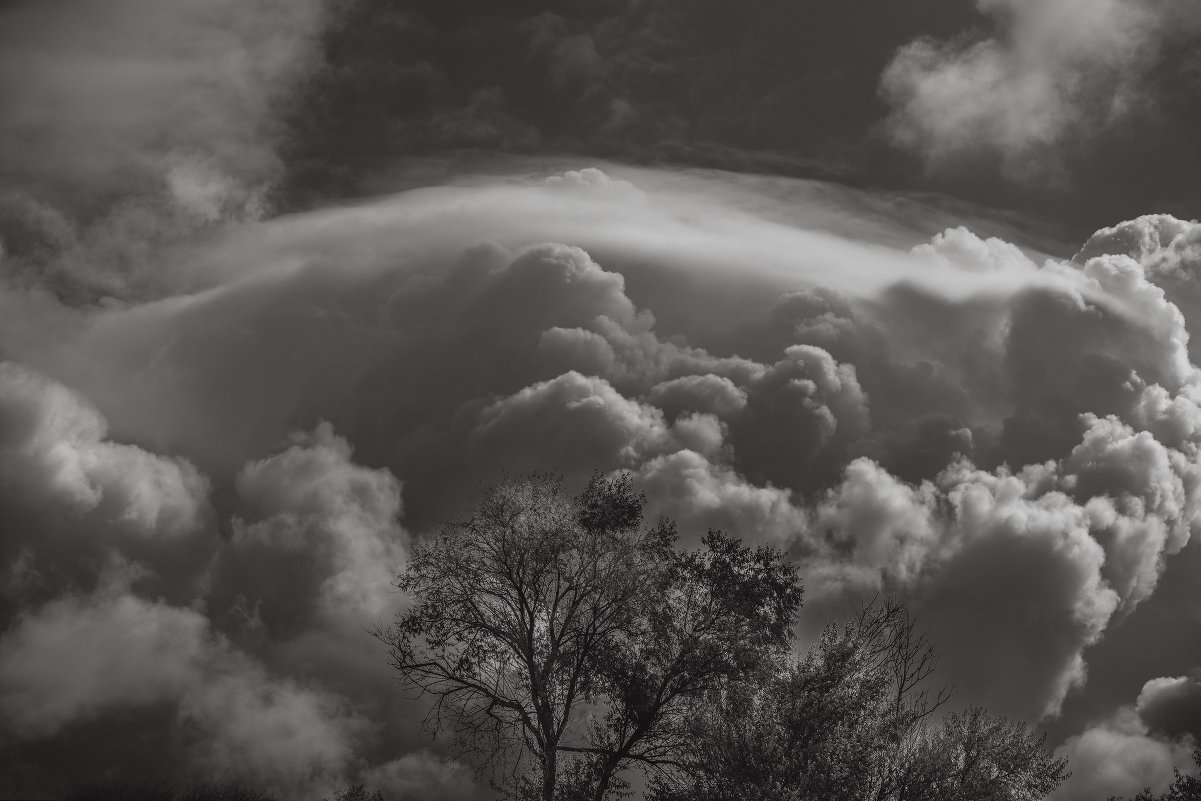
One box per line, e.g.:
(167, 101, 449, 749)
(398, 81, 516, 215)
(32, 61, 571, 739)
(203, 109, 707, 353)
(272, 0, 1201, 231)
(2, 1, 1201, 800)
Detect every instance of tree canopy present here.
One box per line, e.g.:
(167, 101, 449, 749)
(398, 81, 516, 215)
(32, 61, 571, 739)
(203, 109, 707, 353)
(654, 598, 1068, 801)
(377, 472, 1070, 801)
(375, 472, 801, 801)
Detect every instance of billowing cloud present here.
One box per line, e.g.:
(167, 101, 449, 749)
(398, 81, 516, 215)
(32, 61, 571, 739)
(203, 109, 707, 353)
(212, 423, 407, 637)
(881, 0, 1196, 176)
(35, 0, 1201, 796)
(733, 344, 870, 490)
(810, 455, 1121, 721)
(1052, 707, 1194, 801)
(0, 361, 210, 540)
(2, 161, 1201, 795)
(1137, 673, 1201, 739)
(0, 577, 210, 738)
(470, 371, 672, 476)
(0, 361, 214, 608)
(0, 579, 366, 799)
(634, 449, 808, 547)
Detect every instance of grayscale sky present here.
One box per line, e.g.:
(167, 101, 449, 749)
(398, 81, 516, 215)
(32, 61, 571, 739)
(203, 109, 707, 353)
(1, 1, 1200, 799)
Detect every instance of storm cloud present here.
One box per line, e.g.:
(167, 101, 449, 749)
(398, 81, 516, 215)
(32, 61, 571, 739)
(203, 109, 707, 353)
(1, 3, 1200, 794)
(2, 157, 1201, 796)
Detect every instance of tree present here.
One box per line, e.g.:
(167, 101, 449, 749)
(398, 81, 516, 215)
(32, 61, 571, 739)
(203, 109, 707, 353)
(566, 528, 803, 801)
(324, 786, 384, 801)
(374, 472, 802, 801)
(653, 598, 1068, 801)
(912, 707, 1069, 801)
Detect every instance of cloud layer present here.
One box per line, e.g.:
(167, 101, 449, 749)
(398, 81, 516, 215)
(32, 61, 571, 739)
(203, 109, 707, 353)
(2, 166, 1201, 797)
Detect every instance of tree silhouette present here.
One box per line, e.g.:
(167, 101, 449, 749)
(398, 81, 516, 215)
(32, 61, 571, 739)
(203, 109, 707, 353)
(652, 598, 1068, 801)
(374, 472, 801, 801)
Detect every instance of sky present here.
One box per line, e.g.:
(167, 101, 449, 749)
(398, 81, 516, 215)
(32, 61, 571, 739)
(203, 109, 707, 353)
(1, 0, 1200, 799)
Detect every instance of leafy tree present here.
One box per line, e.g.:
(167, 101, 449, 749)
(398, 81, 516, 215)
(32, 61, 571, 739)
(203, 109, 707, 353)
(61, 779, 279, 801)
(913, 707, 1069, 801)
(374, 472, 802, 801)
(653, 598, 1067, 801)
(565, 528, 803, 801)
(323, 786, 384, 801)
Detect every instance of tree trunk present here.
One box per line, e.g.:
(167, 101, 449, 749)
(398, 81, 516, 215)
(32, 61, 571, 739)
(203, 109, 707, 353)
(591, 754, 622, 801)
(542, 749, 557, 801)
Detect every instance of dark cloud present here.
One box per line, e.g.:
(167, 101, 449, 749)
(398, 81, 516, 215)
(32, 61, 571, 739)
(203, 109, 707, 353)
(0, 574, 369, 799)
(261, 0, 1201, 232)
(1137, 673, 1201, 739)
(732, 345, 869, 492)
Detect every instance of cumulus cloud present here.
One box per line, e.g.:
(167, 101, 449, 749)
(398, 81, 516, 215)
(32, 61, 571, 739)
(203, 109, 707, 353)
(1052, 707, 1194, 801)
(634, 449, 808, 547)
(0, 579, 210, 738)
(0, 580, 366, 799)
(470, 371, 673, 476)
(732, 344, 870, 490)
(0, 361, 214, 608)
(881, 0, 1194, 176)
(0, 361, 210, 538)
(810, 455, 1123, 720)
(213, 423, 407, 637)
(1137, 673, 1201, 739)
(3, 164, 1201, 793)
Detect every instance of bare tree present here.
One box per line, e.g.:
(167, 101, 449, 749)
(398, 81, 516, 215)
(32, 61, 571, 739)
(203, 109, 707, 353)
(868, 599, 953, 801)
(374, 472, 802, 801)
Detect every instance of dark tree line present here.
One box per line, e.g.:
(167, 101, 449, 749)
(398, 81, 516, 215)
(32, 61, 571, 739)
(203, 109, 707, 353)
(374, 472, 1070, 801)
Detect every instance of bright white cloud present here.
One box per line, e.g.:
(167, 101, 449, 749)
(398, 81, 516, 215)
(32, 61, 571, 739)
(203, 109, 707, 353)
(881, 0, 1190, 175)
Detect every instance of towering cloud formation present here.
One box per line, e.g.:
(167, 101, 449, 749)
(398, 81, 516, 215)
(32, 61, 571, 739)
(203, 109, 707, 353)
(2, 164, 1200, 797)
